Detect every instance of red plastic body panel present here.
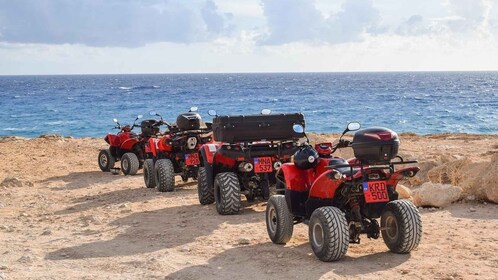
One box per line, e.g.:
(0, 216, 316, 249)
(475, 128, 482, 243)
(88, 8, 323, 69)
(158, 135, 173, 152)
(279, 163, 314, 192)
(386, 166, 420, 188)
(107, 133, 121, 147)
(121, 137, 139, 151)
(201, 143, 222, 164)
(314, 158, 332, 177)
(213, 152, 237, 167)
(309, 170, 343, 199)
(146, 138, 160, 156)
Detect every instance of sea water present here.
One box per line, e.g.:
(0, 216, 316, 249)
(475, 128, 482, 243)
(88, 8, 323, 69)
(0, 72, 497, 137)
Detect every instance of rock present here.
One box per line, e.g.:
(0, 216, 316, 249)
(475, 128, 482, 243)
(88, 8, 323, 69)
(179, 246, 191, 253)
(0, 136, 27, 143)
(277, 252, 284, 258)
(0, 177, 33, 188)
(18, 255, 35, 263)
(238, 238, 250, 245)
(0, 265, 7, 270)
(39, 134, 65, 141)
(41, 230, 52, 236)
(480, 157, 498, 203)
(412, 183, 462, 207)
(396, 184, 412, 200)
(469, 207, 477, 212)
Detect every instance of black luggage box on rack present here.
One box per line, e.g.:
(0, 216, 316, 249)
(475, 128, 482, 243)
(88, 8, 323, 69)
(177, 112, 202, 130)
(212, 113, 305, 143)
(352, 127, 399, 164)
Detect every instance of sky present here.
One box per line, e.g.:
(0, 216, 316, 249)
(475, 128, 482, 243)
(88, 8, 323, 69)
(0, 0, 497, 75)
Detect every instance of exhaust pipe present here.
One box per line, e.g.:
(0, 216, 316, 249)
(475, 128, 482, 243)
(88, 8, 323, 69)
(238, 162, 254, 172)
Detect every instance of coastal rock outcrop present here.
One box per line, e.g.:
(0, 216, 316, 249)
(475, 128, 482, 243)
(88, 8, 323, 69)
(412, 182, 462, 207)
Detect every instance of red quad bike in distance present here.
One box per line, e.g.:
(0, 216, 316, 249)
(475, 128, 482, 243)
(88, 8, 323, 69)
(265, 122, 422, 262)
(98, 115, 164, 175)
(143, 107, 214, 192)
(197, 109, 306, 215)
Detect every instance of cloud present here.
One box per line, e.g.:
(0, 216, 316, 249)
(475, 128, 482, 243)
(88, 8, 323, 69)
(0, 0, 231, 47)
(259, 0, 380, 45)
(395, 15, 431, 36)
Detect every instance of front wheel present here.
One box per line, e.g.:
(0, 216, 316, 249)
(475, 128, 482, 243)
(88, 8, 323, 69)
(381, 200, 422, 253)
(121, 153, 140, 175)
(266, 195, 293, 244)
(197, 167, 214, 205)
(214, 172, 241, 215)
(155, 159, 175, 192)
(143, 159, 156, 188)
(98, 149, 115, 172)
(309, 207, 349, 262)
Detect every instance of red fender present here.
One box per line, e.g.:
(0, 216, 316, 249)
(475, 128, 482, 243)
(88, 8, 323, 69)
(107, 133, 121, 147)
(157, 135, 173, 152)
(309, 171, 344, 199)
(279, 163, 314, 192)
(200, 143, 222, 164)
(387, 166, 420, 188)
(146, 138, 160, 156)
(121, 137, 139, 151)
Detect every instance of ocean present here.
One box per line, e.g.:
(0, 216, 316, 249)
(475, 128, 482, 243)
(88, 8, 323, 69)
(0, 72, 497, 138)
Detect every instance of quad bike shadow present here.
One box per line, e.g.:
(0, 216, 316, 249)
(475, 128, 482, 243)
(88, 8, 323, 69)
(41, 171, 124, 191)
(164, 243, 410, 280)
(46, 203, 261, 260)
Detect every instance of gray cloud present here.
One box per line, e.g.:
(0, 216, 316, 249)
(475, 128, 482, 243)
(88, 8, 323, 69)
(396, 15, 431, 36)
(259, 0, 380, 45)
(0, 0, 231, 47)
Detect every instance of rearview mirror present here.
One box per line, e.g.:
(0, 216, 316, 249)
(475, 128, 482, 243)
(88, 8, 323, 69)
(137, 115, 143, 119)
(347, 122, 361, 131)
(190, 106, 198, 112)
(293, 124, 304, 133)
(113, 118, 118, 123)
(261, 109, 272, 115)
(208, 109, 217, 116)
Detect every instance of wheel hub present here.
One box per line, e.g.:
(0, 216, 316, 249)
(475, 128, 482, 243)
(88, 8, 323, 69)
(100, 154, 108, 166)
(312, 222, 324, 249)
(385, 215, 399, 240)
(268, 206, 277, 234)
(123, 159, 129, 171)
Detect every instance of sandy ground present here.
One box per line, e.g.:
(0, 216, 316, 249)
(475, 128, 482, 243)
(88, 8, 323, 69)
(0, 133, 497, 280)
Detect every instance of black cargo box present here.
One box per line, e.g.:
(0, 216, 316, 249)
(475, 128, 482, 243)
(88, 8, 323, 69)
(212, 113, 305, 143)
(352, 127, 399, 164)
(140, 120, 160, 137)
(177, 112, 202, 130)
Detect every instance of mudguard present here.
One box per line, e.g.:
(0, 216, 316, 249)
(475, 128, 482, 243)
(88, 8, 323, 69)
(199, 143, 221, 164)
(121, 137, 140, 151)
(199, 143, 223, 190)
(107, 133, 120, 147)
(278, 163, 314, 192)
(309, 171, 344, 199)
(387, 166, 420, 188)
(146, 138, 160, 157)
(157, 135, 173, 152)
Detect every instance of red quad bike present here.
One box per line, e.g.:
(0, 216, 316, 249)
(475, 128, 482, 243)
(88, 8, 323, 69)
(98, 115, 164, 175)
(265, 122, 422, 262)
(143, 107, 214, 192)
(197, 109, 306, 215)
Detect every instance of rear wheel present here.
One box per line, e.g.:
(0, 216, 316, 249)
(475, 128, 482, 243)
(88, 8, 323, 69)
(197, 167, 214, 205)
(155, 159, 175, 192)
(214, 172, 241, 215)
(98, 149, 115, 172)
(309, 207, 349, 262)
(266, 195, 293, 244)
(143, 159, 156, 188)
(121, 153, 140, 175)
(381, 200, 422, 253)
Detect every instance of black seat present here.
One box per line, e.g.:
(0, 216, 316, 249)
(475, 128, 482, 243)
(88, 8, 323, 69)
(328, 158, 360, 177)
